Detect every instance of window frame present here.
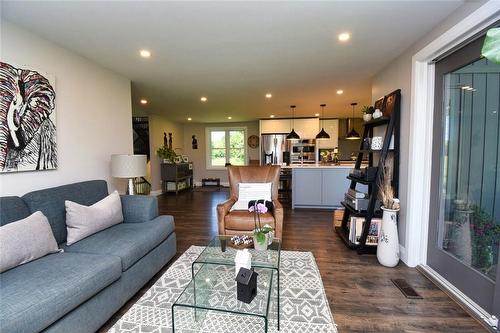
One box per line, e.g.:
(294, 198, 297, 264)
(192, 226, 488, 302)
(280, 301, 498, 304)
(205, 127, 248, 170)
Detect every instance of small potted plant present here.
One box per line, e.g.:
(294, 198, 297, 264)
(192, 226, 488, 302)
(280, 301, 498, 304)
(249, 202, 272, 250)
(361, 105, 373, 122)
(156, 146, 177, 163)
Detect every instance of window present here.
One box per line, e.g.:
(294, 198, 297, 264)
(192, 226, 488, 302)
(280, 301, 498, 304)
(206, 127, 247, 168)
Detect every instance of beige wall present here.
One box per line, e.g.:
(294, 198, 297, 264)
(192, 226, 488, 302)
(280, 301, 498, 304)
(183, 121, 259, 184)
(148, 114, 184, 192)
(370, 1, 486, 250)
(0, 22, 133, 196)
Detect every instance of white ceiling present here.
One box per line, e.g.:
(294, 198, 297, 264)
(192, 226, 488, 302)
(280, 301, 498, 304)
(1, 1, 463, 123)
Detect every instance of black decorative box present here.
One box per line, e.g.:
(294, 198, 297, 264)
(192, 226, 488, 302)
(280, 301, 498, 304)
(235, 267, 258, 304)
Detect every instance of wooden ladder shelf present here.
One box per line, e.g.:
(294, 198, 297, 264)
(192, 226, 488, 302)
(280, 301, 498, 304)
(335, 89, 401, 254)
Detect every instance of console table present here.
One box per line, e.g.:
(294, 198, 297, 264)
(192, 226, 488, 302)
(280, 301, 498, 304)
(161, 162, 193, 194)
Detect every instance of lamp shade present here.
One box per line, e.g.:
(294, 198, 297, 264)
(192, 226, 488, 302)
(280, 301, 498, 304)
(111, 154, 147, 178)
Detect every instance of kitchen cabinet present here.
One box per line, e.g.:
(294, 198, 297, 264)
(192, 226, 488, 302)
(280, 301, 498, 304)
(260, 118, 319, 138)
(292, 166, 367, 209)
(317, 119, 339, 149)
(292, 169, 322, 205)
(259, 119, 293, 134)
(293, 118, 319, 139)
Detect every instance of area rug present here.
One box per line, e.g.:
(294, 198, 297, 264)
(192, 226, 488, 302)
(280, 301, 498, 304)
(108, 246, 337, 333)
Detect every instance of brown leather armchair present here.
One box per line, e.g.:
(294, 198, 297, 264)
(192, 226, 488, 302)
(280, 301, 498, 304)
(217, 165, 283, 239)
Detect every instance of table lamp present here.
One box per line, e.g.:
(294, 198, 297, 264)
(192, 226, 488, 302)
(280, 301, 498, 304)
(111, 154, 147, 195)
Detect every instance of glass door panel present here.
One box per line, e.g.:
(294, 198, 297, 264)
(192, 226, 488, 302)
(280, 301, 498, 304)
(428, 33, 500, 319)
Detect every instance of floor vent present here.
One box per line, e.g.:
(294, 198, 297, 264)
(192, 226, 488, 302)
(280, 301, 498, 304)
(391, 279, 423, 299)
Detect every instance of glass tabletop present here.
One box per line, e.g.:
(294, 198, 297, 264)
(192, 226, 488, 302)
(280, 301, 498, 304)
(174, 263, 277, 317)
(193, 235, 281, 270)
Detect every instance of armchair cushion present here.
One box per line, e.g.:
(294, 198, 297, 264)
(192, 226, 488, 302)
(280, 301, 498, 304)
(224, 211, 275, 230)
(120, 195, 159, 223)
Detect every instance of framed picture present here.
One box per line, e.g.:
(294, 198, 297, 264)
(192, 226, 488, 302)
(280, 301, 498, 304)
(366, 219, 382, 246)
(383, 89, 400, 117)
(374, 96, 385, 112)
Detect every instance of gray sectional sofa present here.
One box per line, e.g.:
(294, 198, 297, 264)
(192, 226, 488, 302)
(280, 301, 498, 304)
(0, 180, 176, 333)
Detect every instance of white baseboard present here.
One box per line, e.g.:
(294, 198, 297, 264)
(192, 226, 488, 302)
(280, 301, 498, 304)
(399, 244, 408, 265)
(149, 190, 162, 196)
(193, 181, 229, 187)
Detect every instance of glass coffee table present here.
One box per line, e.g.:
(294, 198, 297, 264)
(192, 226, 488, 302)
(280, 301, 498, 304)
(171, 235, 281, 332)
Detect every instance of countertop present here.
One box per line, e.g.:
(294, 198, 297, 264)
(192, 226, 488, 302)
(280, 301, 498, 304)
(281, 163, 356, 169)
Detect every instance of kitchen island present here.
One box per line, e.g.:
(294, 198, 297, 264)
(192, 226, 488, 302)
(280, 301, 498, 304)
(284, 163, 367, 209)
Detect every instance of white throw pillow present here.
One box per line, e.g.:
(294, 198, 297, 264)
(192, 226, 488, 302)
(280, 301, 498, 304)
(65, 191, 123, 245)
(0, 211, 61, 273)
(231, 183, 272, 211)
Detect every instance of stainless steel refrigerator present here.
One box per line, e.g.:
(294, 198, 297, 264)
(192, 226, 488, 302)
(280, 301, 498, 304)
(261, 134, 290, 165)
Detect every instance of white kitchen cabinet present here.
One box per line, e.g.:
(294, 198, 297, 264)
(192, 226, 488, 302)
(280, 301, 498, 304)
(259, 119, 293, 134)
(317, 119, 339, 149)
(292, 118, 319, 139)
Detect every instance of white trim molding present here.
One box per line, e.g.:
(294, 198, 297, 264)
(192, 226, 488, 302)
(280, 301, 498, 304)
(418, 265, 498, 331)
(405, 0, 500, 267)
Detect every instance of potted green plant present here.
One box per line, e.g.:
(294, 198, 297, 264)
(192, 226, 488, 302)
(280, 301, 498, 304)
(156, 146, 177, 163)
(361, 105, 373, 122)
(250, 202, 273, 251)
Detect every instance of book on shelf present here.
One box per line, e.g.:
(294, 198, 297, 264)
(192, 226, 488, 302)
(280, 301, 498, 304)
(348, 217, 382, 245)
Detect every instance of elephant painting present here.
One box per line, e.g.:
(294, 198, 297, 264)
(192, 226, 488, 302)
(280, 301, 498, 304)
(0, 61, 57, 173)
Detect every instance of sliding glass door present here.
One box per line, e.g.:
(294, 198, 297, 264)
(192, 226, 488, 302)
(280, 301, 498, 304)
(428, 33, 500, 318)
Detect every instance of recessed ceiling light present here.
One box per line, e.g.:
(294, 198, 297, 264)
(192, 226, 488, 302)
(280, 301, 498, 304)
(200, 96, 207, 102)
(338, 33, 350, 42)
(265, 93, 272, 98)
(337, 90, 344, 95)
(187, 117, 192, 121)
(227, 116, 232, 120)
(315, 113, 320, 117)
(270, 115, 275, 118)
(139, 49, 151, 58)
(140, 99, 148, 104)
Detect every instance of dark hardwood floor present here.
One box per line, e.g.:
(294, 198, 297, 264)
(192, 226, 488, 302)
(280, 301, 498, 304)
(100, 188, 487, 332)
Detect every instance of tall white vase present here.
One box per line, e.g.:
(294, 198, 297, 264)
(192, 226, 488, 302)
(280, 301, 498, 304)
(377, 207, 400, 267)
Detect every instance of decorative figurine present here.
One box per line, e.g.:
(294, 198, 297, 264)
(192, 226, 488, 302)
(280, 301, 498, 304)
(373, 108, 383, 119)
(235, 267, 258, 304)
(192, 135, 198, 149)
(168, 133, 173, 149)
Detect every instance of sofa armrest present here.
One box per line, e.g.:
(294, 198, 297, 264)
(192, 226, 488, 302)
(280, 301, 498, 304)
(217, 198, 236, 235)
(272, 199, 283, 239)
(120, 195, 159, 223)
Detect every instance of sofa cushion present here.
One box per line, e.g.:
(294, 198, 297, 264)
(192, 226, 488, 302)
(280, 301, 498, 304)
(0, 196, 31, 226)
(64, 215, 175, 271)
(224, 211, 276, 230)
(22, 180, 109, 244)
(65, 191, 123, 245)
(0, 252, 121, 333)
(0, 211, 60, 273)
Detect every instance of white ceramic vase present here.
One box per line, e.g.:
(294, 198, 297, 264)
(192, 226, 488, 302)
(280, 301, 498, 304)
(377, 207, 400, 267)
(363, 113, 372, 122)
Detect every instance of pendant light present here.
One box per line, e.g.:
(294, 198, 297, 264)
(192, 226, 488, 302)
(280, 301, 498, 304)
(346, 102, 361, 140)
(315, 104, 330, 139)
(286, 105, 300, 140)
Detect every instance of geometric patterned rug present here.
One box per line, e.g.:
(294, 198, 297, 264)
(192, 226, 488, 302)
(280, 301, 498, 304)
(107, 246, 337, 333)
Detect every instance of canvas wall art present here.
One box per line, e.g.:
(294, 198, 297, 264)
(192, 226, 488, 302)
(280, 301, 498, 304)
(0, 61, 57, 173)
